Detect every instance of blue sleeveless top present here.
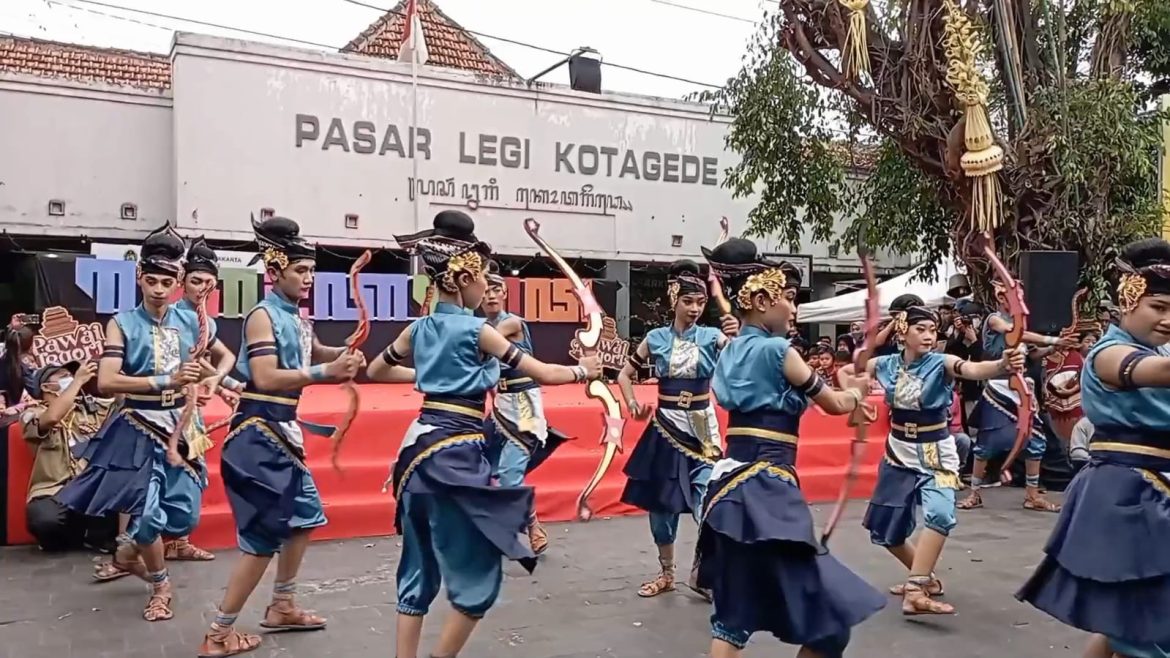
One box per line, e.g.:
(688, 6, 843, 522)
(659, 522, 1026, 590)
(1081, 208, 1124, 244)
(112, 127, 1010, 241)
(412, 302, 499, 397)
(114, 304, 200, 377)
(875, 351, 953, 442)
(487, 310, 535, 392)
(645, 324, 721, 380)
(982, 311, 1010, 360)
(713, 326, 808, 416)
(1082, 325, 1170, 461)
(236, 290, 311, 390)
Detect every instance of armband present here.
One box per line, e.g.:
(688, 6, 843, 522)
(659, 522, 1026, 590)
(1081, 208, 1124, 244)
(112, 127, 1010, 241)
(502, 345, 524, 369)
(101, 345, 125, 360)
(798, 372, 826, 398)
(953, 359, 967, 378)
(147, 375, 172, 392)
(382, 344, 406, 367)
(306, 364, 328, 382)
(628, 352, 648, 370)
(1118, 351, 1151, 390)
(247, 341, 278, 359)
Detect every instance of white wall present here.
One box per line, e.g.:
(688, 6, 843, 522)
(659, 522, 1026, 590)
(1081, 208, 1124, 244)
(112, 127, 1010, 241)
(0, 74, 173, 239)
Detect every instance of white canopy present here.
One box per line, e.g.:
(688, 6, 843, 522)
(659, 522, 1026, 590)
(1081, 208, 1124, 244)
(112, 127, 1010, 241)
(797, 261, 963, 324)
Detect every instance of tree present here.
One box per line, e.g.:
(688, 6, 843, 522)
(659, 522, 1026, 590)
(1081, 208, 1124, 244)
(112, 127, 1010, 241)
(698, 0, 1170, 305)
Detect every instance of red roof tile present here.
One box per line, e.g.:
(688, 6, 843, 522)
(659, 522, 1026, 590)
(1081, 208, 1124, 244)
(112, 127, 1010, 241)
(342, 0, 519, 78)
(0, 36, 170, 90)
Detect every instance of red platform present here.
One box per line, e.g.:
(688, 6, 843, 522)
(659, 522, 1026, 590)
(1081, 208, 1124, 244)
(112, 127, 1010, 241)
(4, 385, 889, 549)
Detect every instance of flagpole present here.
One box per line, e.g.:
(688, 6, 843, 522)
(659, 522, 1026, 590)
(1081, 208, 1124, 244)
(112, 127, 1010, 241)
(411, 50, 421, 233)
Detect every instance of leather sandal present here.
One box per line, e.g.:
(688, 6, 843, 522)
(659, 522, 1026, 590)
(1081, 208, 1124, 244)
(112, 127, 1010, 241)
(164, 538, 216, 561)
(902, 579, 955, 616)
(528, 519, 549, 556)
(197, 628, 263, 657)
(637, 558, 676, 598)
(957, 491, 983, 509)
(143, 588, 174, 622)
(1023, 496, 1061, 513)
(259, 601, 327, 632)
(889, 574, 944, 597)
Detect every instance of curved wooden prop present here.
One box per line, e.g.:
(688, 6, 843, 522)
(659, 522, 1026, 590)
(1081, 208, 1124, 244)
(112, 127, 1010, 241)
(1050, 288, 1087, 372)
(523, 217, 625, 521)
(168, 281, 213, 464)
(330, 249, 373, 471)
(708, 216, 733, 315)
(980, 232, 1033, 482)
(819, 229, 880, 548)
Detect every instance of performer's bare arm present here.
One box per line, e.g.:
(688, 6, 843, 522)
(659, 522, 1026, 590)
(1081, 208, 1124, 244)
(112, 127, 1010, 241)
(367, 324, 417, 383)
(97, 320, 201, 395)
(617, 339, 650, 415)
(311, 336, 348, 364)
(479, 324, 599, 386)
(785, 347, 869, 415)
(986, 314, 1077, 348)
(247, 310, 359, 391)
(943, 350, 1023, 381)
(1093, 344, 1170, 388)
(494, 316, 524, 343)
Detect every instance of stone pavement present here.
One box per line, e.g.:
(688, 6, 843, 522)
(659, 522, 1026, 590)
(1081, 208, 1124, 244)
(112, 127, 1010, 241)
(0, 487, 1085, 658)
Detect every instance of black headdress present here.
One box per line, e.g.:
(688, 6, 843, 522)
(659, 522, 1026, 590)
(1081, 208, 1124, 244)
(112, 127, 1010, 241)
(667, 259, 707, 306)
(139, 222, 185, 278)
(394, 211, 491, 293)
(701, 238, 800, 311)
(185, 236, 219, 277)
(248, 215, 316, 270)
(485, 260, 506, 287)
(888, 293, 937, 334)
(1116, 237, 1170, 312)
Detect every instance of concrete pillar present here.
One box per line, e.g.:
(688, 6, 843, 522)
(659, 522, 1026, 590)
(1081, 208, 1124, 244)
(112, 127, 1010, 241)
(604, 259, 631, 337)
(812, 277, 838, 342)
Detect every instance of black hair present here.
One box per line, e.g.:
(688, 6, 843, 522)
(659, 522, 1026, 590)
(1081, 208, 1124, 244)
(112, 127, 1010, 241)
(889, 294, 925, 313)
(668, 259, 702, 278)
(1120, 237, 1170, 269)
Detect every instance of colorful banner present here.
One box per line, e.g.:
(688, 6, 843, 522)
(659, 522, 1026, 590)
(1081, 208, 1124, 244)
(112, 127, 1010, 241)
(76, 248, 591, 323)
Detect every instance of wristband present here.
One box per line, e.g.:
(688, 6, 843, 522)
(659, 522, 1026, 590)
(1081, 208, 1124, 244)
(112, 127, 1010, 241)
(306, 364, 328, 382)
(222, 375, 243, 391)
(571, 365, 587, 383)
(1045, 335, 1058, 346)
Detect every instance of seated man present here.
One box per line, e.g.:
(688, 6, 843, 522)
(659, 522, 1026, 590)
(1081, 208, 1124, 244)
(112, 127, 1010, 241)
(22, 360, 117, 552)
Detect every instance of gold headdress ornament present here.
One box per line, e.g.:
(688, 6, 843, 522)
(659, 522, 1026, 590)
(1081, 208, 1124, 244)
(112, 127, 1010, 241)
(735, 267, 788, 310)
(666, 272, 707, 307)
(1114, 260, 1170, 313)
(440, 251, 486, 293)
(839, 0, 870, 81)
(1117, 274, 1146, 313)
(893, 311, 909, 336)
(261, 247, 289, 271)
(942, 0, 1004, 232)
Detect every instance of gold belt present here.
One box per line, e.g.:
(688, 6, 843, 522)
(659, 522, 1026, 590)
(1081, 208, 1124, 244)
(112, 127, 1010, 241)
(240, 391, 299, 406)
(726, 426, 797, 444)
(498, 377, 534, 392)
(657, 391, 710, 409)
(421, 400, 484, 418)
(124, 391, 185, 407)
(890, 421, 947, 440)
(1091, 441, 1170, 460)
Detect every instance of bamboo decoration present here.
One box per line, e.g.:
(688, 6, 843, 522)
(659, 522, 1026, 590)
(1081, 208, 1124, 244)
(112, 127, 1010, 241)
(839, 0, 870, 81)
(941, 0, 1004, 232)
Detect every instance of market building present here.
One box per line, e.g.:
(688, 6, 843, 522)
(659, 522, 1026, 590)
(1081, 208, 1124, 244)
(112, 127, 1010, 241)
(0, 0, 913, 358)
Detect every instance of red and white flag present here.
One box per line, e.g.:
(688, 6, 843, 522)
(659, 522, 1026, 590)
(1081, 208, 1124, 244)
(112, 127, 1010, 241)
(397, 0, 430, 65)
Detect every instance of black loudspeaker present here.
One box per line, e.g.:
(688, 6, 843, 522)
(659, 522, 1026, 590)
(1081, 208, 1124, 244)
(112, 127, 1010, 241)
(1018, 251, 1079, 334)
(568, 54, 602, 94)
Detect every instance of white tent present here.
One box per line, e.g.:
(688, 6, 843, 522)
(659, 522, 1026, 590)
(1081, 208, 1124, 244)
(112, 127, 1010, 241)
(797, 261, 963, 324)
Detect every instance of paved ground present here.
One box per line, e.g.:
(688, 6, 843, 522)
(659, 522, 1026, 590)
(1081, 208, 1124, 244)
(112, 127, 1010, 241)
(0, 486, 1085, 658)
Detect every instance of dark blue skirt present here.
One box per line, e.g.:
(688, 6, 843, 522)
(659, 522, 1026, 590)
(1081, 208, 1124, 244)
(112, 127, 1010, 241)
(58, 409, 202, 517)
(482, 410, 572, 475)
(976, 383, 1045, 455)
(1017, 461, 1170, 644)
(697, 462, 885, 645)
(393, 397, 537, 573)
(621, 413, 715, 516)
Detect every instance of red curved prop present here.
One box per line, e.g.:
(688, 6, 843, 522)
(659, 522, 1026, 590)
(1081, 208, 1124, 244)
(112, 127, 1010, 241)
(523, 217, 625, 521)
(980, 232, 1033, 482)
(330, 249, 373, 471)
(819, 229, 879, 547)
(167, 281, 213, 465)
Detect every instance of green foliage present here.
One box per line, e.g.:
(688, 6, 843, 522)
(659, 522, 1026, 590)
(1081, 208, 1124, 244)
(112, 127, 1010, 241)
(1133, 0, 1170, 83)
(693, 15, 847, 252)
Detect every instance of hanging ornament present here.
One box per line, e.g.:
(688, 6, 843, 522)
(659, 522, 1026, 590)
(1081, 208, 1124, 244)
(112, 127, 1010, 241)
(839, 0, 870, 81)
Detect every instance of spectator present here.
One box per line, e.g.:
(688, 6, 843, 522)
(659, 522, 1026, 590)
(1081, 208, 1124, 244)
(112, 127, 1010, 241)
(1, 323, 35, 409)
(1068, 416, 1092, 473)
(831, 349, 852, 387)
(836, 334, 856, 355)
(21, 360, 117, 552)
(945, 300, 984, 434)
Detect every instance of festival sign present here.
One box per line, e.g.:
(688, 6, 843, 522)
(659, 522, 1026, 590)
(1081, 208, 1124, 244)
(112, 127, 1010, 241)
(568, 316, 630, 373)
(77, 248, 590, 323)
(31, 307, 105, 367)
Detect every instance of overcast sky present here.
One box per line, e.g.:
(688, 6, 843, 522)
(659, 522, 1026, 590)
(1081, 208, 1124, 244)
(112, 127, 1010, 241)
(3, 0, 777, 99)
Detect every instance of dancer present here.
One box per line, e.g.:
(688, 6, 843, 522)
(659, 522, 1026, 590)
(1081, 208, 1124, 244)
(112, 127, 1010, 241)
(1017, 237, 1170, 658)
(367, 210, 599, 658)
(197, 216, 364, 657)
(616, 259, 737, 599)
(480, 261, 571, 555)
(959, 280, 1076, 512)
(56, 223, 205, 623)
(697, 238, 885, 658)
(846, 297, 1024, 615)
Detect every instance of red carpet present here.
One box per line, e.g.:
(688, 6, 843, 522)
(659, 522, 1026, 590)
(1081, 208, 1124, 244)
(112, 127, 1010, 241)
(4, 385, 889, 549)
